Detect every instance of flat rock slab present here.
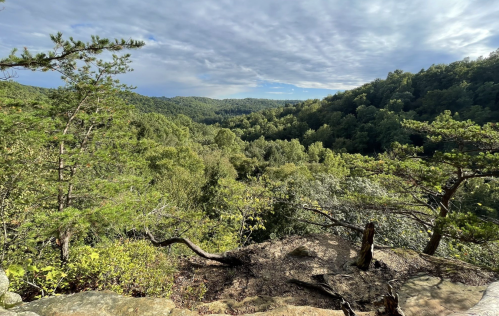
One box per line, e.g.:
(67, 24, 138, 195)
(449, 281, 499, 316)
(10, 291, 176, 316)
(0, 308, 40, 316)
(7, 278, 499, 316)
(196, 295, 373, 315)
(238, 305, 373, 316)
(8, 291, 373, 316)
(399, 274, 488, 316)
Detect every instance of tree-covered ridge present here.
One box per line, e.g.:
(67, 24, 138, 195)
(0, 81, 51, 101)
(125, 93, 301, 124)
(0, 81, 300, 124)
(224, 49, 499, 154)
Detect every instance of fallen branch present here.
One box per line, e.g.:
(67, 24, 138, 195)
(288, 278, 357, 316)
(145, 230, 243, 266)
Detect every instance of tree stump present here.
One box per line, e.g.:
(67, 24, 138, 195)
(355, 222, 375, 270)
(374, 284, 405, 316)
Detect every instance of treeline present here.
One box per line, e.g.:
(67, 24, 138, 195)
(124, 93, 301, 124)
(0, 81, 300, 125)
(223, 50, 499, 154)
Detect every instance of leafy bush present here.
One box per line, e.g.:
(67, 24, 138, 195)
(7, 240, 176, 300)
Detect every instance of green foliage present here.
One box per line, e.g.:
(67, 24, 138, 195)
(362, 111, 499, 253)
(224, 50, 499, 154)
(7, 240, 175, 300)
(0, 33, 144, 79)
(2, 33, 499, 303)
(125, 93, 301, 124)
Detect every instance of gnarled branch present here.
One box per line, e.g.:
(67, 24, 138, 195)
(145, 230, 243, 266)
(288, 278, 357, 316)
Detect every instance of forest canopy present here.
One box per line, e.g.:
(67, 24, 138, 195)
(0, 30, 498, 303)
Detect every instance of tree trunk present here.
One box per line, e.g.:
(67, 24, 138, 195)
(59, 230, 71, 265)
(423, 196, 450, 255)
(423, 178, 464, 256)
(423, 228, 442, 255)
(355, 222, 375, 270)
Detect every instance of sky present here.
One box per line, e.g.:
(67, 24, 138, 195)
(1, 0, 499, 100)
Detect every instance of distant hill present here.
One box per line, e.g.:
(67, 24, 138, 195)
(0, 81, 300, 124)
(0, 81, 52, 101)
(124, 94, 301, 124)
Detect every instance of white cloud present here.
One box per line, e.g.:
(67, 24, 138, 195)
(1, 0, 498, 97)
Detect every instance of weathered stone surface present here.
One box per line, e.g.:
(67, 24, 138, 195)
(8, 280, 499, 316)
(449, 281, 499, 316)
(17, 312, 41, 316)
(10, 291, 176, 316)
(243, 305, 373, 315)
(399, 274, 488, 316)
(0, 310, 40, 316)
(10, 291, 373, 316)
(168, 309, 198, 316)
(0, 292, 22, 309)
(197, 295, 373, 315)
(0, 270, 9, 297)
(0, 308, 17, 316)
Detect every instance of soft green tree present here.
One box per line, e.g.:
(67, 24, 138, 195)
(38, 52, 144, 263)
(214, 128, 236, 151)
(379, 111, 499, 255)
(0, 96, 51, 262)
(1, 33, 143, 80)
(307, 142, 325, 163)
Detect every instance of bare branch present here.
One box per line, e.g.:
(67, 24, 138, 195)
(145, 229, 243, 266)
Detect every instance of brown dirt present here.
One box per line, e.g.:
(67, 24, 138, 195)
(169, 234, 498, 314)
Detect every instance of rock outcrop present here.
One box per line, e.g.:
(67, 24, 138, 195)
(0, 292, 22, 309)
(449, 280, 499, 316)
(10, 291, 374, 316)
(0, 269, 26, 313)
(398, 274, 488, 315)
(8, 280, 499, 316)
(0, 271, 9, 298)
(10, 291, 178, 316)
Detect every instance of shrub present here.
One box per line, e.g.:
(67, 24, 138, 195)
(7, 240, 176, 300)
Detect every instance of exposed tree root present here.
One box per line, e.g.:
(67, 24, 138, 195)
(340, 299, 357, 316)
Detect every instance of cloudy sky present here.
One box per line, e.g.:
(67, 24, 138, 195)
(1, 0, 499, 99)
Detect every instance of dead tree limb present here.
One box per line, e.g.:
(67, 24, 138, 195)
(355, 222, 375, 271)
(288, 279, 357, 315)
(301, 205, 364, 233)
(145, 230, 243, 266)
(340, 299, 357, 316)
(374, 284, 405, 316)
